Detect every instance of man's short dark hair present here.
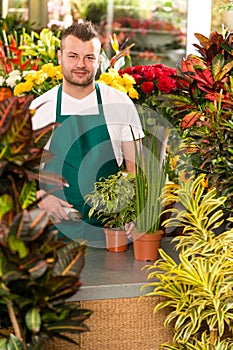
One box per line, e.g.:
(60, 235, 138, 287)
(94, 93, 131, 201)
(61, 21, 99, 45)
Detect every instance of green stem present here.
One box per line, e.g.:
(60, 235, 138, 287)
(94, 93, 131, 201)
(6, 299, 25, 348)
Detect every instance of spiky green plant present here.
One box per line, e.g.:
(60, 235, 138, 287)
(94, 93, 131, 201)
(141, 174, 233, 349)
(133, 118, 167, 233)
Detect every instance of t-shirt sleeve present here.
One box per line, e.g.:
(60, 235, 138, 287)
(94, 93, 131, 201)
(120, 103, 144, 141)
(30, 87, 57, 130)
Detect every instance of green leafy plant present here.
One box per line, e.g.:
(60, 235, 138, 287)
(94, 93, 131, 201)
(0, 14, 35, 39)
(217, 1, 233, 12)
(0, 210, 91, 350)
(18, 28, 61, 67)
(141, 174, 233, 349)
(0, 95, 91, 349)
(85, 171, 136, 229)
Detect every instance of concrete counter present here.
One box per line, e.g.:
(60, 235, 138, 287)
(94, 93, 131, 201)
(70, 237, 178, 301)
(76, 243, 150, 300)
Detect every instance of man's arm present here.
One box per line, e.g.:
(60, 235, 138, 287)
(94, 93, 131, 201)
(122, 139, 141, 175)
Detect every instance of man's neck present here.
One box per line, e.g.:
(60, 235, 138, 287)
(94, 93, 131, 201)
(62, 81, 96, 100)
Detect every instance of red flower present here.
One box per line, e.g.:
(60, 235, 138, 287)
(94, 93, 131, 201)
(120, 63, 177, 107)
(130, 73, 142, 84)
(144, 68, 157, 81)
(141, 81, 154, 95)
(157, 75, 177, 93)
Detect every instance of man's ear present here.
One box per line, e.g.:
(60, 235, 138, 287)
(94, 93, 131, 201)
(57, 50, 62, 64)
(98, 53, 101, 66)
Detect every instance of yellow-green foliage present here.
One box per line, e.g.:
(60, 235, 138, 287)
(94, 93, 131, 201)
(141, 174, 233, 349)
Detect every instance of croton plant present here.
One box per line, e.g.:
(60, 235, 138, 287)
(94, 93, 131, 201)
(0, 95, 91, 350)
(156, 30, 233, 211)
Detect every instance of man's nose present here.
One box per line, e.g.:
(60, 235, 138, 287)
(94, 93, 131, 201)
(75, 57, 86, 67)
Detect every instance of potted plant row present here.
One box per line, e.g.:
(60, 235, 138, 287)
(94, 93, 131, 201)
(85, 116, 167, 261)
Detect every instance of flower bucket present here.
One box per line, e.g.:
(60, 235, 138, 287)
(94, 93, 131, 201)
(132, 230, 163, 261)
(103, 228, 128, 253)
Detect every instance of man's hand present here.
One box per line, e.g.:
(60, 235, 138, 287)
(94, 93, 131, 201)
(125, 221, 136, 240)
(37, 190, 73, 223)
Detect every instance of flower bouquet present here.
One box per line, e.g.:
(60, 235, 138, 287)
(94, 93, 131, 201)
(0, 28, 61, 96)
(14, 63, 62, 96)
(119, 64, 178, 133)
(120, 64, 177, 103)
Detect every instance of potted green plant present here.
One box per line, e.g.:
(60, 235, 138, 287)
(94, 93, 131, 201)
(131, 119, 167, 261)
(85, 171, 136, 252)
(0, 95, 91, 349)
(141, 174, 233, 349)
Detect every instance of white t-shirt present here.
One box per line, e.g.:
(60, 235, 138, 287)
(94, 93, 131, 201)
(30, 82, 144, 166)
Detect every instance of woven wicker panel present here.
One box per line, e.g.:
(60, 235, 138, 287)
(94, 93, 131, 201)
(80, 296, 173, 350)
(45, 296, 173, 350)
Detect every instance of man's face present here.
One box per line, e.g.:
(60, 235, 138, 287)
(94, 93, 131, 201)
(58, 35, 101, 87)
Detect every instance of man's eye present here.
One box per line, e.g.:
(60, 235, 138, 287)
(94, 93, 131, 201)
(86, 56, 95, 61)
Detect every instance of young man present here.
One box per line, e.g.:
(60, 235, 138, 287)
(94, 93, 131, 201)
(30, 21, 143, 243)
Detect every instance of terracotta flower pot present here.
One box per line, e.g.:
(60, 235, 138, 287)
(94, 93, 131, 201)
(103, 228, 128, 253)
(132, 230, 164, 261)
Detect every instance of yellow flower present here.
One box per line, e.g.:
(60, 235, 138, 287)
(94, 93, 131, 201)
(112, 82, 127, 94)
(114, 75, 124, 86)
(24, 72, 37, 82)
(170, 156, 177, 170)
(13, 63, 63, 96)
(14, 81, 33, 95)
(128, 87, 139, 99)
(41, 63, 54, 73)
(98, 72, 114, 85)
(122, 73, 135, 85)
(34, 71, 48, 85)
(108, 68, 120, 77)
(110, 33, 119, 53)
(51, 65, 62, 79)
(200, 176, 208, 188)
(41, 63, 62, 78)
(98, 68, 137, 98)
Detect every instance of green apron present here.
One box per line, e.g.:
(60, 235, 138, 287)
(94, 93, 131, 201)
(44, 83, 120, 244)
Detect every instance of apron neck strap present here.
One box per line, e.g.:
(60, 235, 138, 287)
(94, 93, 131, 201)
(95, 82, 104, 115)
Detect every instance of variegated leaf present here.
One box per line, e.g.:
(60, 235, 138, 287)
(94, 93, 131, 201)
(181, 111, 203, 130)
